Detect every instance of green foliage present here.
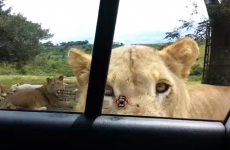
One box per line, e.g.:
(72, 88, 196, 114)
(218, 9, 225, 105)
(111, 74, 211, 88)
(60, 40, 89, 47)
(112, 42, 124, 48)
(164, 0, 207, 41)
(0, 42, 205, 84)
(164, 0, 230, 85)
(163, 1, 205, 41)
(190, 64, 203, 76)
(188, 75, 202, 82)
(164, 19, 208, 41)
(0, 0, 11, 16)
(140, 43, 166, 50)
(0, 45, 92, 76)
(43, 41, 54, 47)
(0, 0, 53, 63)
(195, 39, 206, 46)
(0, 0, 126, 78)
(164, 0, 230, 41)
(207, 0, 230, 27)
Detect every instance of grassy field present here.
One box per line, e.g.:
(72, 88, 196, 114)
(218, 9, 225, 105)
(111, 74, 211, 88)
(0, 75, 78, 112)
(0, 42, 205, 90)
(0, 74, 201, 91)
(0, 42, 205, 113)
(0, 74, 201, 113)
(187, 81, 201, 85)
(186, 81, 201, 88)
(0, 44, 205, 90)
(0, 75, 77, 89)
(196, 44, 205, 66)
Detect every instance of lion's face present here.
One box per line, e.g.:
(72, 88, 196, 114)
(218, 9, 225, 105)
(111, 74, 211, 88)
(10, 83, 20, 92)
(46, 76, 65, 94)
(68, 37, 199, 118)
(102, 45, 184, 117)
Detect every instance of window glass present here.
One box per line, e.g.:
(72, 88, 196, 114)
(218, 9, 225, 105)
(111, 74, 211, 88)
(1, 0, 230, 122)
(100, 0, 230, 121)
(0, 0, 99, 112)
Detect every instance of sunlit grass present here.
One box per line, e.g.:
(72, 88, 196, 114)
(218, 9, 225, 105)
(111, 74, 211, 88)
(187, 81, 201, 85)
(0, 75, 76, 89)
(0, 73, 201, 90)
(187, 81, 201, 88)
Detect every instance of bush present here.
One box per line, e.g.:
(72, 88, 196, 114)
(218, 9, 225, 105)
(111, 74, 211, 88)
(190, 64, 203, 76)
(188, 75, 202, 82)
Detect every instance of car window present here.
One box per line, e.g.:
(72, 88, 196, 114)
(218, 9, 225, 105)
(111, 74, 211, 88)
(1, 0, 230, 122)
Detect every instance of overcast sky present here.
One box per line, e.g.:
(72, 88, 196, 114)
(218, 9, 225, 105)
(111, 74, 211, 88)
(3, 0, 208, 45)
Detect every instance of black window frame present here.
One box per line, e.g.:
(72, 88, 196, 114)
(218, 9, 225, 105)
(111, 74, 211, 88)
(84, 0, 120, 118)
(0, 0, 229, 149)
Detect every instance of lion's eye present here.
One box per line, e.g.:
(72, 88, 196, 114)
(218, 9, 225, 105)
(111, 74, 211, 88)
(156, 83, 169, 93)
(104, 85, 113, 96)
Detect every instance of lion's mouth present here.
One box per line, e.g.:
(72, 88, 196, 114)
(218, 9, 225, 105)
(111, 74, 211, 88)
(55, 90, 76, 96)
(55, 90, 62, 96)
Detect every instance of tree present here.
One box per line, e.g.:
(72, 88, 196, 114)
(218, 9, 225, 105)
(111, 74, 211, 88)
(0, 0, 11, 16)
(59, 40, 89, 47)
(164, 0, 230, 41)
(85, 47, 92, 54)
(0, 1, 54, 64)
(43, 41, 54, 47)
(112, 42, 124, 48)
(164, 0, 230, 85)
(164, 0, 209, 41)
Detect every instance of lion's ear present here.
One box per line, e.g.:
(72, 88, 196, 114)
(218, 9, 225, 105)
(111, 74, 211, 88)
(46, 78, 51, 83)
(68, 48, 92, 87)
(58, 75, 64, 81)
(159, 37, 199, 80)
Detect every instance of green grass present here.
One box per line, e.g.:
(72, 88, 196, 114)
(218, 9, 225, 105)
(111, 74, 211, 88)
(188, 44, 205, 84)
(0, 75, 76, 89)
(0, 74, 201, 93)
(187, 81, 201, 84)
(187, 81, 201, 85)
(196, 44, 205, 66)
(144, 43, 205, 68)
(0, 43, 205, 89)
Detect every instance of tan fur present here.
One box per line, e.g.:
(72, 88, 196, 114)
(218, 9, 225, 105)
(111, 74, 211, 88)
(0, 81, 6, 95)
(0, 81, 7, 100)
(188, 84, 230, 120)
(1, 76, 64, 110)
(68, 37, 230, 120)
(67, 48, 91, 87)
(0, 81, 6, 94)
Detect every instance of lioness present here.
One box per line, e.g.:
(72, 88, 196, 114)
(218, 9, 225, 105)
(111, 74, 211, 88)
(1, 76, 65, 110)
(68, 37, 230, 120)
(10, 83, 43, 92)
(0, 81, 7, 101)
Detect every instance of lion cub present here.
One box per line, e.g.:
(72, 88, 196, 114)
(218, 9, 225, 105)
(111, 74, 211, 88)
(1, 76, 64, 110)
